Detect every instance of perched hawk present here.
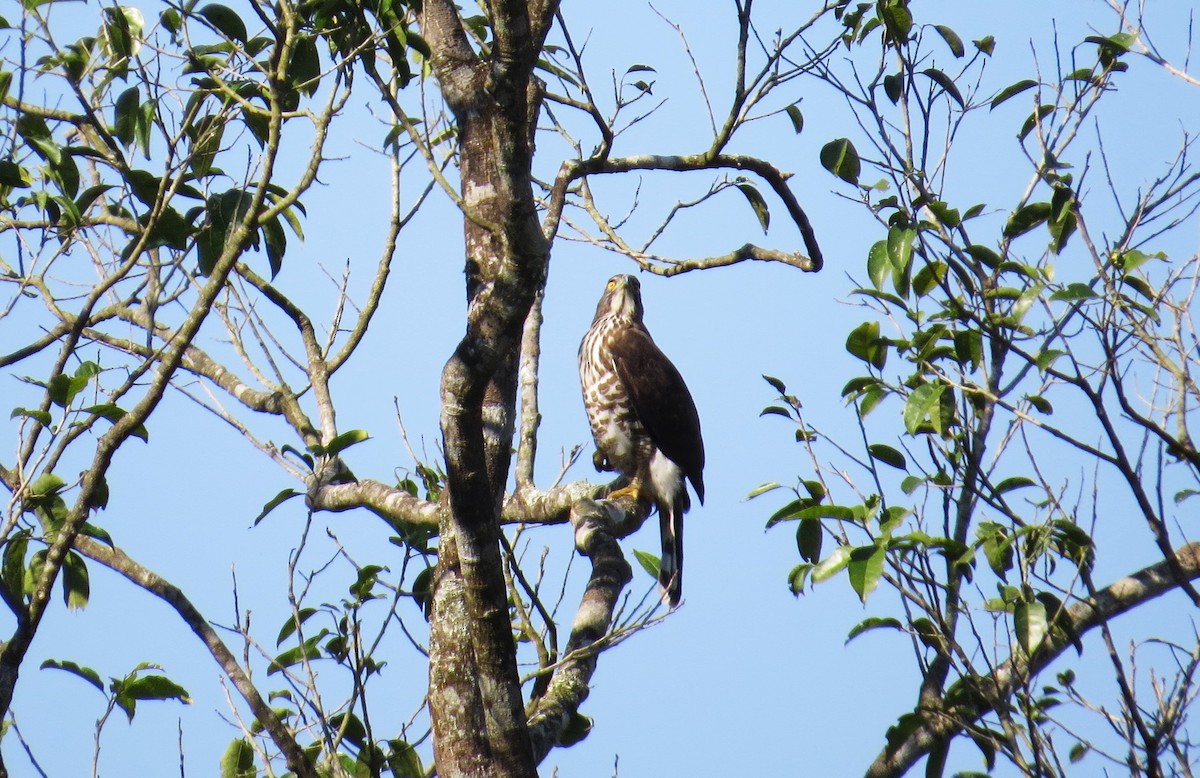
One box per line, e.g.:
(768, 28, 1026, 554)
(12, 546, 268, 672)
(578, 274, 705, 607)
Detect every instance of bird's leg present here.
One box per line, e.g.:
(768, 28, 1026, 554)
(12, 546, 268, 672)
(605, 475, 645, 503)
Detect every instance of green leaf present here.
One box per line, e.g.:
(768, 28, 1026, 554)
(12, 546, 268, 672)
(921, 68, 964, 108)
(847, 544, 886, 602)
(903, 383, 946, 435)
(747, 481, 784, 499)
(289, 34, 321, 97)
(559, 711, 593, 747)
(136, 98, 155, 159)
(1122, 275, 1156, 302)
(846, 616, 904, 643)
(1035, 349, 1066, 372)
(787, 563, 813, 594)
(846, 321, 887, 370)
(867, 240, 890, 290)
(267, 633, 325, 675)
(1019, 105, 1056, 141)
(926, 200, 960, 228)
(859, 386, 887, 416)
(811, 545, 850, 583)
(797, 518, 822, 563)
(321, 429, 370, 457)
(772, 504, 855, 525)
(263, 214, 286, 278)
(62, 551, 89, 610)
(1115, 248, 1164, 272)
(1025, 395, 1053, 414)
(911, 261, 946, 298)
(113, 87, 139, 147)
(878, 2, 912, 44)
(1051, 519, 1095, 572)
(885, 712, 926, 758)
(632, 549, 660, 580)
(735, 182, 770, 233)
(868, 444, 907, 470)
(994, 476, 1036, 494)
(1015, 598, 1048, 654)
(979, 524, 1013, 579)
(886, 226, 915, 296)
(0, 160, 32, 188)
(852, 288, 908, 310)
(16, 114, 60, 164)
(387, 739, 423, 778)
(160, 7, 182, 35)
(820, 138, 861, 185)
(882, 72, 903, 104)
(276, 607, 318, 646)
(964, 244, 1001, 268)
(954, 330, 982, 370)
(51, 154, 80, 200)
(1049, 211, 1077, 254)
(1174, 489, 1200, 505)
(121, 674, 191, 704)
(80, 521, 114, 546)
(83, 404, 149, 441)
(1003, 202, 1052, 239)
(10, 408, 52, 427)
(1069, 742, 1089, 763)
(933, 25, 965, 57)
(350, 564, 387, 602)
(188, 114, 225, 179)
(1049, 282, 1097, 302)
(990, 79, 1038, 110)
(29, 473, 66, 497)
(1, 531, 30, 602)
(411, 566, 434, 620)
(762, 375, 788, 395)
(220, 738, 256, 778)
(785, 103, 804, 134)
(912, 617, 946, 654)
(253, 488, 300, 527)
(199, 4, 248, 43)
(328, 711, 367, 748)
(40, 659, 104, 692)
(75, 184, 113, 215)
(974, 35, 996, 55)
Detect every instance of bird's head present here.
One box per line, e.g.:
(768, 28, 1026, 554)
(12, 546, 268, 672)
(595, 274, 643, 323)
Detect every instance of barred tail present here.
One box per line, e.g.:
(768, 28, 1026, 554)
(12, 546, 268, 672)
(658, 497, 685, 607)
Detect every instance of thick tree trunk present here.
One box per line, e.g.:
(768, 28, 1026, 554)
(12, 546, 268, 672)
(420, 1, 554, 774)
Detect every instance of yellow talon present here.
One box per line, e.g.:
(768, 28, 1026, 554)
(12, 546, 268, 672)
(606, 478, 644, 503)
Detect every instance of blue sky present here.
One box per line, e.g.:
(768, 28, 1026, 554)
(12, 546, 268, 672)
(6, 1, 1200, 776)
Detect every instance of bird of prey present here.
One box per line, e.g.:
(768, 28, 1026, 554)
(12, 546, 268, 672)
(578, 274, 705, 606)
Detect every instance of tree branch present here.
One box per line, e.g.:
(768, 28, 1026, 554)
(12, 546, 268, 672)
(547, 152, 823, 271)
(865, 542, 1200, 778)
(527, 498, 636, 763)
(70, 537, 310, 775)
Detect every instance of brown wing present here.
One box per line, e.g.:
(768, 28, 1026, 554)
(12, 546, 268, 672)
(609, 324, 705, 502)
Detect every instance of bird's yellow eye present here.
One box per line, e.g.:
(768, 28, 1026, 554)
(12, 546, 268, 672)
(606, 279, 616, 289)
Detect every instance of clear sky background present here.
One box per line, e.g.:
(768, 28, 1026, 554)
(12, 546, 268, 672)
(5, 1, 1200, 776)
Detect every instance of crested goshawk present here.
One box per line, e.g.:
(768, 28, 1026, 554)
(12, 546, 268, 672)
(578, 274, 705, 606)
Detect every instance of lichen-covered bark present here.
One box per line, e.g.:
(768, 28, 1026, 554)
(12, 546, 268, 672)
(419, 1, 559, 774)
(527, 499, 636, 763)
